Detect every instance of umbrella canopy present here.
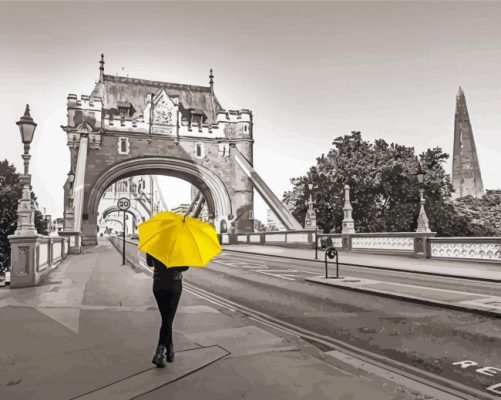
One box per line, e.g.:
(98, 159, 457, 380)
(138, 211, 221, 268)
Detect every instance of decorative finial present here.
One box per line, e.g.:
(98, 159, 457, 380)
(99, 54, 105, 83)
(24, 104, 31, 118)
(209, 68, 214, 87)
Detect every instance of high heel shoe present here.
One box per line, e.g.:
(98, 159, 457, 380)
(152, 345, 166, 368)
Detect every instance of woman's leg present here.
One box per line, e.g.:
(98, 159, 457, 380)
(165, 281, 183, 347)
(153, 290, 170, 347)
(164, 282, 182, 362)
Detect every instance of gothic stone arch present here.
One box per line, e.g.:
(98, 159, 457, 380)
(62, 72, 253, 246)
(83, 157, 232, 245)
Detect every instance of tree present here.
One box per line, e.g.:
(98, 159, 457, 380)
(451, 191, 501, 236)
(282, 131, 496, 236)
(0, 159, 48, 273)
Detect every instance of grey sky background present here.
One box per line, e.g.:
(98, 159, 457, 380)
(1, 1, 500, 223)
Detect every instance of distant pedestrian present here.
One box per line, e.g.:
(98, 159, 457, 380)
(147, 253, 189, 368)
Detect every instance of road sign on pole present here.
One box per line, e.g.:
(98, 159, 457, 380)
(117, 198, 131, 211)
(117, 198, 130, 265)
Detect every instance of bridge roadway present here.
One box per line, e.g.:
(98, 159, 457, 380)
(183, 251, 501, 397)
(1, 240, 474, 400)
(2, 240, 500, 399)
(114, 237, 501, 399)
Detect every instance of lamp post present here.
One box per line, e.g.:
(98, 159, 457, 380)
(14, 105, 37, 235)
(67, 167, 75, 202)
(305, 182, 317, 230)
(415, 161, 431, 233)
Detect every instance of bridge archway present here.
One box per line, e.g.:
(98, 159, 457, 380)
(82, 156, 232, 245)
(101, 206, 140, 222)
(100, 206, 141, 236)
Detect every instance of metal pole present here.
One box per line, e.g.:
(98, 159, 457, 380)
(324, 250, 328, 279)
(335, 251, 339, 279)
(315, 230, 318, 260)
(122, 211, 126, 265)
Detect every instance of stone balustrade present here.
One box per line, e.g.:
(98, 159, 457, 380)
(343, 232, 436, 258)
(8, 235, 69, 288)
(221, 230, 317, 248)
(429, 237, 501, 262)
(111, 232, 501, 265)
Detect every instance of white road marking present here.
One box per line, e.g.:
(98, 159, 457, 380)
(255, 270, 296, 281)
(214, 260, 321, 281)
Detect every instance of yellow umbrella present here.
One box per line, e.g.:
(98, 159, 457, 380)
(138, 211, 222, 268)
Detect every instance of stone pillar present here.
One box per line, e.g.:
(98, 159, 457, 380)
(231, 142, 254, 233)
(13, 173, 37, 235)
(416, 188, 431, 233)
(304, 197, 317, 230)
(342, 185, 355, 234)
(81, 211, 98, 246)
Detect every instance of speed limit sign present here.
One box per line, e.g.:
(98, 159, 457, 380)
(117, 197, 131, 211)
(117, 197, 131, 266)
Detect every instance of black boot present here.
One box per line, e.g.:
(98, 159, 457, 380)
(166, 343, 174, 362)
(152, 345, 166, 368)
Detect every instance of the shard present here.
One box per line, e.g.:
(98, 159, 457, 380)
(451, 87, 484, 199)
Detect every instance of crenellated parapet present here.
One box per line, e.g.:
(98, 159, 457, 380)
(63, 94, 103, 149)
(67, 94, 103, 111)
(216, 109, 253, 141)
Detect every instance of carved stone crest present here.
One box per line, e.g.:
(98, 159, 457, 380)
(151, 90, 178, 135)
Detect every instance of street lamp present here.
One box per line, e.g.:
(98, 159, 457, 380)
(415, 160, 431, 233)
(416, 162, 425, 185)
(304, 181, 317, 230)
(14, 105, 37, 235)
(17, 105, 37, 175)
(67, 169, 75, 208)
(67, 169, 75, 185)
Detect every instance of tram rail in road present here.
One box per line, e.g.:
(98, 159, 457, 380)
(183, 280, 499, 400)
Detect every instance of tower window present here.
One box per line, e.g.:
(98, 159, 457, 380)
(190, 110, 205, 128)
(118, 137, 130, 154)
(195, 142, 204, 158)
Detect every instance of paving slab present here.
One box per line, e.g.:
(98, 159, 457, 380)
(74, 346, 229, 400)
(186, 325, 297, 357)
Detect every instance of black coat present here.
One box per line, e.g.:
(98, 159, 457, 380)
(146, 254, 189, 290)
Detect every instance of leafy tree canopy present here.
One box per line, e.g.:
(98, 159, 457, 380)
(283, 131, 499, 236)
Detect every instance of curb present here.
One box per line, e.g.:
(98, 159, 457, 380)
(305, 277, 501, 319)
(222, 248, 501, 283)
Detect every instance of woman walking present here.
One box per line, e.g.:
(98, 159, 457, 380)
(147, 253, 189, 368)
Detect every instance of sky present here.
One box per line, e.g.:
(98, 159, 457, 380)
(1, 1, 500, 223)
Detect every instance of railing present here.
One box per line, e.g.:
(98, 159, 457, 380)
(112, 232, 501, 265)
(429, 237, 501, 262)
(221, 230, 318, 248)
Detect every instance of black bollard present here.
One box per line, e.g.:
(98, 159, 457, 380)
(324, 246, 339, 279)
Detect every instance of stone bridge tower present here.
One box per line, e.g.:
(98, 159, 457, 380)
(61, 56, 301, 247)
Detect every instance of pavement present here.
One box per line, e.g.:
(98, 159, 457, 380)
(222, 244, 501, 281)
(223, 244, 501, 318)
(0, 240, 461, 400)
